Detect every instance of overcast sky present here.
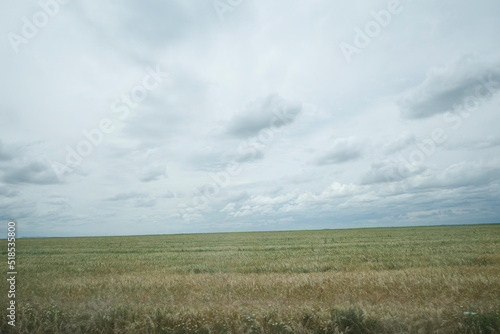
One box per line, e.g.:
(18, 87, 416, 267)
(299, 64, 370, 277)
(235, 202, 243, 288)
(1, 0, 500, 237)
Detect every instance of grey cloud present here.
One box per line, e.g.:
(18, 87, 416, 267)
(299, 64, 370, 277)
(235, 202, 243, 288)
(44, 196, 72, 209)
(185, 134, 267, 172)
(0, 141, 63, 185)
(138, 164, 166, 182)
(360, 161, 426, 185)
(0, 200, 36, 221)
(158, 191, 185, 199)
(190, 140, 267, 172)
(445, 136, 500, 151)
(226, 94, 302, 138)
(119, 65, 211, 147)
(134, 197, 157, 208)
(399, 54, 500, 119)
(413, 210, 453, 219)
(0, 140, 13, 161)
(226, 191, 250, 203)
(383, 134, 416, 155)
(315, 137, 362, 165)
(2, 161, 61, 185)
(215, 191, 250, 211)
(0, 186, 19, 198)
(175, 191, 186, 198)
(413, 161, 500, 190)
(186, 149, 230, 172)
(106, 191, 157, 207)
(119, 1, 215, 45)
(0, 186, 35, 222)
(121, 96, 182, 145)
(106, 191, 147, 201)
(159, 191, 176, 198)
(233, 146, 265, 163)
(317, 150, 360, 165)
(74, 1, 216, 57)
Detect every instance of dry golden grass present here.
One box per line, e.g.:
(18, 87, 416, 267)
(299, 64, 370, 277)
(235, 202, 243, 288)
(1, 224, 499, 333)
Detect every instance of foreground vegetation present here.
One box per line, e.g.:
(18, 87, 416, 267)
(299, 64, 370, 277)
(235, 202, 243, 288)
(1, 224, 499, 333)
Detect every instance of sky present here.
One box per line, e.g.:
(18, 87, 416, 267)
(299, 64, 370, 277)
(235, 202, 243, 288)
(1, 0, 500, 238)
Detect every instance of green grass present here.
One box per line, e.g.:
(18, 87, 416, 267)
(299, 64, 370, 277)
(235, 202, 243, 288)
(1, 224, 499, 333)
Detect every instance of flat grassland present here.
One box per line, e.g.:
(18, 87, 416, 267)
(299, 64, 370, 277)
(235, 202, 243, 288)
(1, 224, 499, 333)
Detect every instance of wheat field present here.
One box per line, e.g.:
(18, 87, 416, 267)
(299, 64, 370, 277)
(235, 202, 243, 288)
(1, 224, 499, 333)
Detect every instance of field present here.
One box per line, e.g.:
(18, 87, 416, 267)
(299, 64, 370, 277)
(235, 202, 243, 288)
(1, 224, 499, 333)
